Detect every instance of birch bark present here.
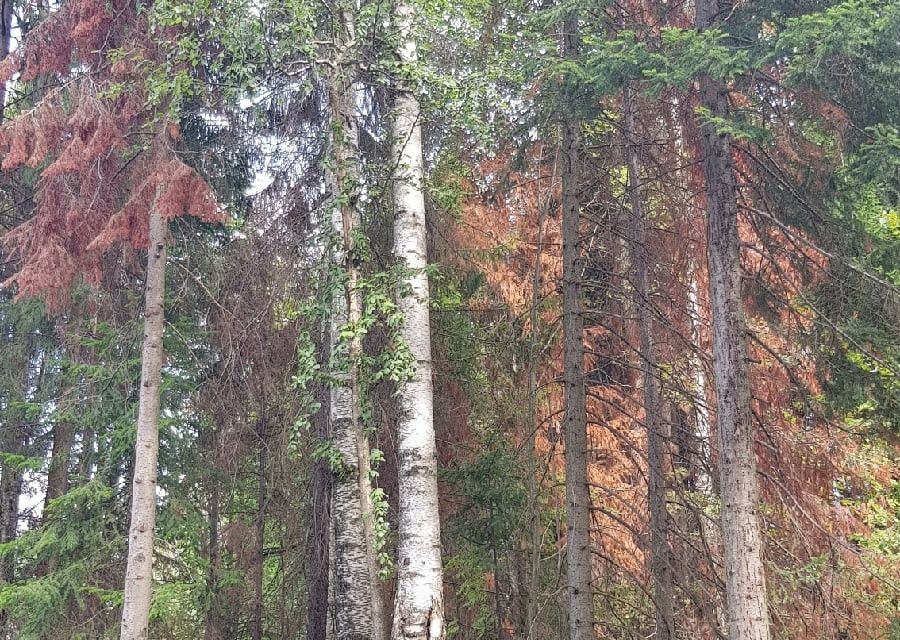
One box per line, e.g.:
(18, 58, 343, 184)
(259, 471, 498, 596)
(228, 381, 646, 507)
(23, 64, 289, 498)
(390, 3, 445, 638)
(669, 100, 725, 629)
(325, 3, 386, 635)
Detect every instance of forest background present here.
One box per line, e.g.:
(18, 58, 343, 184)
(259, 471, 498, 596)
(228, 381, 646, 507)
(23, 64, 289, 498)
(0, 0, 897, 639)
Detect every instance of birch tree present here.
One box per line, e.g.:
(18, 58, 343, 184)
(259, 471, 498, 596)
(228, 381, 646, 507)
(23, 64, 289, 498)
(390, 2, 445, 637)
(321, 2, 388, 637)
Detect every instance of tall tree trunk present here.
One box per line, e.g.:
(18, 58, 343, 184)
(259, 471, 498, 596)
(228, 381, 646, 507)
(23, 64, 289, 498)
(695, 2, 771, 639)
(45, 418, 73, 509)
(252, 433, 266, 640)
(0, 0, 13, 122)
(204, 456, 222, 640)
(668, 94, 726, 632)
(623, 84, 675, 640)
(119, 207, 167, 640)
(686, 261, 728, 634)
(326, 164, 375, 631)
(324, 3, 387, 633)
(686, 268, 714, 498)
(390, 3, 445, 639)
(524, 152, 554, 640)
(559, 15, 592, 640)
(307, 390, 331, 640)
(0, 334, 32, 585)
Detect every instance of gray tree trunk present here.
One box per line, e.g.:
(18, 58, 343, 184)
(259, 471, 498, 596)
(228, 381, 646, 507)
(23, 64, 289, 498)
(119, 207, 167, 640)
(0, 379, 26, 584)
(389, 3, 445, 638)
(308, 355, 332, 640)
(623, 84, 675, 640)
(45, 417, 74, 509)
(0, 8, 17, 577)
(0, 0, 13, 122)
(696, 2, 771, 639)
(559, 15, 593, 640)
(687, 260, 728, 633)
(686, 269, 714, 498)
(327, 161, 376, 640)
(252, 433, 267, 640)
(668, 99, 725, 631)
(524, 153, 555, 640)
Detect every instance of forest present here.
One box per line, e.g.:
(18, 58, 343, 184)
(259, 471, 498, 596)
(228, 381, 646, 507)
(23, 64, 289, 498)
(0, 0, 897, 638)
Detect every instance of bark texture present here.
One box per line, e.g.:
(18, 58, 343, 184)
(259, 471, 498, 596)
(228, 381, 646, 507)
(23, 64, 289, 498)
(0, 379, 26, 584)
(325, 4, 387, 633)
(560, 16, 593, 640)
(669, 101, 724, 631)
(45, 418, 74, 508)
(327, 203, 375, 640)
(119, 208, 167, 640)
(0, 0, 13, 122)
(696, 2, 771, 638)
(252, 434, 267, 640)
(390, 3, 445, 638)
(686, 269, 714, 498)
(623, 84, 674, 640)
(307, 387, 331, 640)
(687, 260, 727, 632)
(1, 0, 30, 570)
(524, 153, 553, 640)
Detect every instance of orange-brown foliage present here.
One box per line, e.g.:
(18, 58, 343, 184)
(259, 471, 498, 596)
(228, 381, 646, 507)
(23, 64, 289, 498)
(0, 0, 224, 311)
(437, 79, 897, 637)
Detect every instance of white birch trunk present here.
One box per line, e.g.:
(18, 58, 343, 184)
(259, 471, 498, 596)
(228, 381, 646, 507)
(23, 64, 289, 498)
(119, 207, 167, 640)
(686, 270, 714, 498)
(327, 114, 378, 640)
(325, 4, 387, 633)
(390, 3, 444, 638)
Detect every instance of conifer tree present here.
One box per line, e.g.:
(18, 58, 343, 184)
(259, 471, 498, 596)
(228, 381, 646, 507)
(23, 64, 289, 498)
(695, 1, 771, 638)
(0, 2, 220, 637)
(623, 83, 674, 640)
(558, 12, 593, 640)
(0, 1, 895, 639)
